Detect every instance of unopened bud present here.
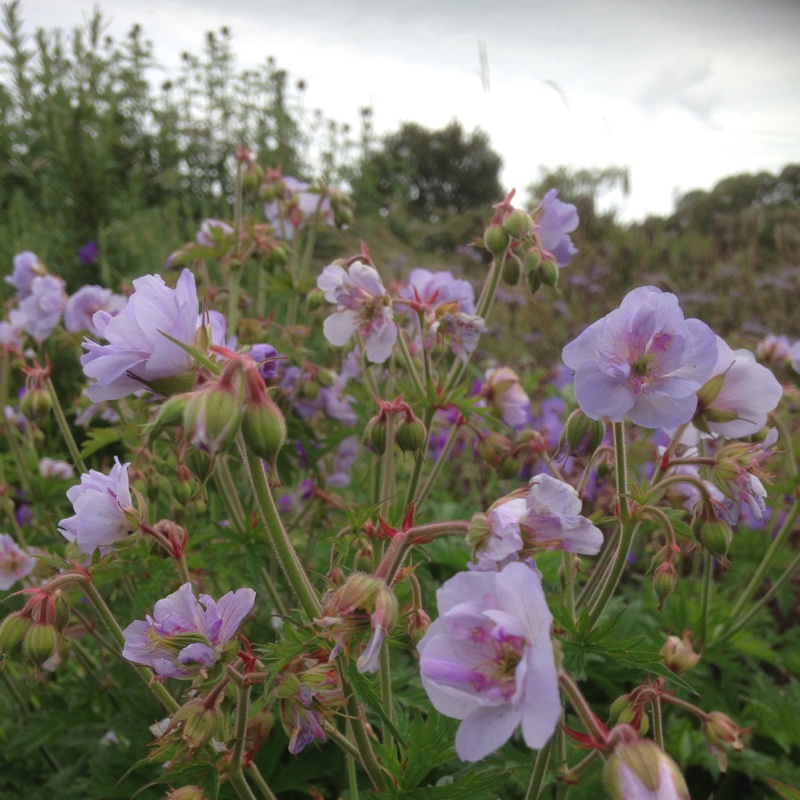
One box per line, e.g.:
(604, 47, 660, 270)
(406, 608, 431, 646)
(163, 787, 210, 800)
(652, 563, 678, 610)
(306, 289, 324, 311)
(501, 255, 521, 285)
(696, 517, 732, 558)
(242, 395, 287, 463)
(538, 259, 559, 289)
(484, 225, 510, 257)
(20, 388, 51, 421)
(526, 267, 542, 294)
(183, 382, 243, 455)
(171, 699, 223, 752)
(364, 416, 388, 454)
(604, 739, 689, 800)
(660, 633, 701, 675)
(22, 622, 58, 666)
(702, 711, 747, 752)
(564, 410, 605, 457)
(0, 611, 31, 657)
(396, 417, 427, 454)
(524, 247, 542, 272)
(502, 209, 534, 239)
(317, 368, 336, 388)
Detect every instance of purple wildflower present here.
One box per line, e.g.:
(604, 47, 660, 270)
(6, 252, 46, 299)
(78, 241, 99, 266)
(64, 285, 127, 338)
(39, 457, 74, 480)
(536, 189, 579, 268)
(418, 563, 560, 762)
(694, 336, 782, 438)
(18, 275, 68, 341)
(318, 260, 397, 364)
(562, 286, 718, 429)
(0, 309, 26, 351)
(757, 334, 791, 364)
(81, 269, 228, 402)
(604, 737, 690, 800)
(264, 176, 333, 241)
(249, 343, 285, 382)
(58, 457, 137, 556)
(0, 533, 36, 590)
(121, 582, 256, 679)
(483, 367, 532, 430)
(196, 219, 234, 247)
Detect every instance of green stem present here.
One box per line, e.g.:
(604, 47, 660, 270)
(45, 376, 86, 474)
(524, 740, 552, 800)
(247, 764, 279, 800)
(242, 442, 321, 618)
(403, 405, 437, 509)
(378, 412, 397, 521)
(562, 551, 576, 624)
(651, 698, 664, 749)
(726, 498, 800, 623)
(230, 670, 251, 772)
(576, 528, 618, 610)
(395, 328, 425, 398)
(227, 267, 242, 340)
(226, 767, 258, 800)
(698, 555, 713, 650)
(558, 671, 607, 746)
(379, 642, 395, 750)
(215, 458, 249, 535)
(415, 419, 461, 508)
(585, 421, 637, 630)
(81, 579, 179, 713)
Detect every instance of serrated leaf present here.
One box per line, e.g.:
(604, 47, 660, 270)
(382, 769, 511, 799)
(79, 427, 122, 460)
(343, 663, 408, 748)
(766, 777, 800, 800)
(400, 712, 458, 790)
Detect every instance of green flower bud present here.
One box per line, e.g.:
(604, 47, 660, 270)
(698, 518, 733, 558)
(164, 786, 210, 800)
(660, 633, 701, 675)
(317, 368, 337, 388)
(22, 622, 58, 666)
(564, 410, 605, 457)
(498, 455, 521, 479)
(0, 611, 31, 657)
(364, 417, 388, 454)
(396, 417, 427, 454)
(652, 562, 678, 611)
(242, 395, 287, 463)
(306, 289, 324, 311)
(183, 383, 243, 455)
(502, 209, 534, 239)
(604, 739, 689, 800)
(300, 380, 319, 400)
(484, 225, 510, 257)
(20, 388, 51, 421)
(526, 267, 542, 295)
(171, 699, 223, 752)
(538, 259, 559, 289)
(501, 254, 522, 285)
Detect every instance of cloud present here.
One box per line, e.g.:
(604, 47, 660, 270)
(637, 60, 720, 122)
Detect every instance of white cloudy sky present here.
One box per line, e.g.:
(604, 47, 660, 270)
(14, 0, 800, 220)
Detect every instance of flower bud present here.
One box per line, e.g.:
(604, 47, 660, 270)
(21, 388, 52, 421)
(364, 416, 388, 454)
(0, 611, 31, 657)
(564, 410, 605, 457)
(501, 254, 521, 285)
(396, 416, 427, 454)
(163, 787, 210, 800)
(406, 607, 431, 646)
(467, 513, 491, 550)
(484, 225, 510, 257)
(22, 622, 59, 666)
(660, 633, 701, 675)
(604, 739, 689, 800)
(526, 267, 542, 294)
(53, 591, 71, 632)
(477, 432, 514, 468)
(538, 259, 559, 289)
(702, 711, 747, 752)
(498, 454, 521, 479)
(306, 289, 324, 311)
(524, 247, 542, 272)
(316, 368, 337, 388)
(502, 209, 534, 239)
(183, 380, 243, 455)
(702, 517, 733, 558)
(652, 562, 677, 611)
(170, 699, 223, 752)
(300, 379, 319, 400)
(242, 394, 287, 463)
(185, 448, 213, 485)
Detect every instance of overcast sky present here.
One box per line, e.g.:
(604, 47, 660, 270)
(14, 0, 800, 220)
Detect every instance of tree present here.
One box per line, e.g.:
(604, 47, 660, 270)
(353, 120, 503, 219)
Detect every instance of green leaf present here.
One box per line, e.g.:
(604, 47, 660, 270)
(79, 427, 122, 460)
(400, 712, 458, 790)
(342, 663, 408, 748)
(382, 769, 511, 799)
(766, 777, 800, 800)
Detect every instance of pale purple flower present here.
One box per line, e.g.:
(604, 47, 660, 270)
(695, 337, 782, 438)
(121, 582, 256, 679)
(64, 285, 127, 337)
(81, 269, 227, 402)
(605, 738, 690, 800)
(562, 286, 718, 429)
(788, 340, 800, 376)
(196, 218, 234, 247)
(318, 261, 397, 363)
(522, 475, 604, 555)
(536, 189, 579, 268)
(249, 343, 284, 381)
(399, 268, 486, 361)
(39, 457, 75, 480)
(58, 457, 137, 555)
(757, 334, 791, 364)
(18, 275, 68, 341)
(0, 533, 36, 590)
(6, 251, 46, 299)
(0, 309, 26, 350)
(418, 562, 560, 762)
(264, 176, 333, 241)
(484, 366, 532, 429)
(280, 365, 357, 425)
(327, 436, 360, 488)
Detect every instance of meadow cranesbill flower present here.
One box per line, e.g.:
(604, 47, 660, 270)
(81, 269, 227, 401)
(535, 189, 579, 268)
(195, 219, 234, 247)
(39, 457, 74, 480)
(19, 275, 68, 341)
(418, 562, 560, 762)
(121, 582, 256, 679)
(0, 309, 26, 351)
(5, 251, 46, 299)
(562, 286, 718, 429)
(482, 366, 532, 429)
(318, 260, 397, 363)
(64, 285, 127, 338)
(757, 333, 790, 364)
(693, 336, 782, 438)
(59, 457, 138, 556)
(0, 533, 36, 590)
(264, 176, 333, 240)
